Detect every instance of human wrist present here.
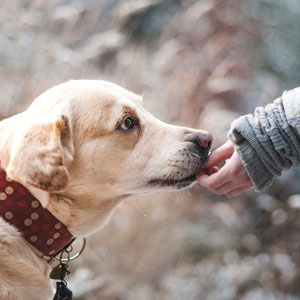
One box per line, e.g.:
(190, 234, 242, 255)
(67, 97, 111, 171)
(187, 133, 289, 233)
(229, 119, 274, 191)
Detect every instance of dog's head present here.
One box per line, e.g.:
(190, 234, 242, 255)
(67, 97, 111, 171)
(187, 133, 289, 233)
(2, 80, 212, 200)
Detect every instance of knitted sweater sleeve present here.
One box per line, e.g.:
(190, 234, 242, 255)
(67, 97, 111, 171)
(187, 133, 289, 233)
(228, 88, 300, 191)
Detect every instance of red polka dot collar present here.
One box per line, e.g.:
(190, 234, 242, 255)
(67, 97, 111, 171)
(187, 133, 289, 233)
(0, 167, 75, 258)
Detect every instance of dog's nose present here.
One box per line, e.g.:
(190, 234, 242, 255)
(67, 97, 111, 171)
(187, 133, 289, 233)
(192, 132, 213, 149)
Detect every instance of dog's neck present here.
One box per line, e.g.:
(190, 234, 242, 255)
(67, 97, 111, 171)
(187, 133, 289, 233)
(0, 169, 75, 257)
(28, 186, 125, 237)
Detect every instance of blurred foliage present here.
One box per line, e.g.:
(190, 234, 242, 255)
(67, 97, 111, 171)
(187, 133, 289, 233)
(121, 0, 181, 42)
(249, 0, 300, 90)
(0, 0, 299, 299)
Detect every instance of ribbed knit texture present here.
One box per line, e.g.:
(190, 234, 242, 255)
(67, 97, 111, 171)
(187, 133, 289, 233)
(229, 97, 300, 191)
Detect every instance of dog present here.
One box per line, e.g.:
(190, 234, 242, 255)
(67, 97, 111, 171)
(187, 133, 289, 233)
(0, 80, 212, 299)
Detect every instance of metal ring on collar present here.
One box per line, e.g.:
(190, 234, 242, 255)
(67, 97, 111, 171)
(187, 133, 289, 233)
(57, 238, 87, 262)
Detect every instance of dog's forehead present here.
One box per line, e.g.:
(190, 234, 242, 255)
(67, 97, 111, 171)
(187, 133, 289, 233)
(85, 89, 142, 118)
(96, 80, 142, 103)
(35, 80, 142, 107)
(70, 80, 142, 105)
(29, 80, 145, 130)
(72, 80, 143, 111)
(54, 80, 147, 138)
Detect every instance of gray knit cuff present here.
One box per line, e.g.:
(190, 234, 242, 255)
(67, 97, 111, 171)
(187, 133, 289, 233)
(229, 118, 275, 191)
(228, 98, 300, 191)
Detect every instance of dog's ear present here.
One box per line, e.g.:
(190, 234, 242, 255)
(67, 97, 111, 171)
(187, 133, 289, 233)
(6, 115, 74, 192)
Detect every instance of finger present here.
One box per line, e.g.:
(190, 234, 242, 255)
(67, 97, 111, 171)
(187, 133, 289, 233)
(197, 170, 206, 177)
(204, 140, 235, 168)
(225, 184, 253, 198)
(203, 166, 219, 175)
(197, 168, 231, 190)
(215, 180, 249, 195)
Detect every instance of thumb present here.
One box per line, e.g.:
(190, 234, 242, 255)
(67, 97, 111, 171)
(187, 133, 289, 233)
(204, 140, 234, 168)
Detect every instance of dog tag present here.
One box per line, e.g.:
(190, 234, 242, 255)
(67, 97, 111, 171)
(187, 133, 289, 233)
(53, 281, 72, 300)
(50, 264, 70, 280)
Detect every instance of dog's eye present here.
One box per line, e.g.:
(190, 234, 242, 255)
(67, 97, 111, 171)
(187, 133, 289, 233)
(121, 117, 136, 130)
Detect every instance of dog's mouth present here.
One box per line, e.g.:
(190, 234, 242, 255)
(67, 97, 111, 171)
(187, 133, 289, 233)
(147, 151, 210, 190)
(148, 173, 197, 189)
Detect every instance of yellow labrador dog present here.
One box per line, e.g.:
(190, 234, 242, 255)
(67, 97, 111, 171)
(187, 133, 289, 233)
(0, 80, 212, 299)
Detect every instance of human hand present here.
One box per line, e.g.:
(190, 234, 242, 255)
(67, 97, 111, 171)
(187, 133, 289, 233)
(197, 140, 253, 197)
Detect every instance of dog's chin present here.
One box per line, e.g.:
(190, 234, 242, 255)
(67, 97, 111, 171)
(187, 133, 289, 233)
(147, 156, 209, 190)
(148, 173, 197, 190)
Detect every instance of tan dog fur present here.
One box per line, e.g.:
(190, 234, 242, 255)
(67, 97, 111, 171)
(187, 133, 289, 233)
(0, 80, 211, 299)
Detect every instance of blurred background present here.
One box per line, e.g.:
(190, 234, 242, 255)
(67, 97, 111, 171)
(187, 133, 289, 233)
(1, 0, 300, 299)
